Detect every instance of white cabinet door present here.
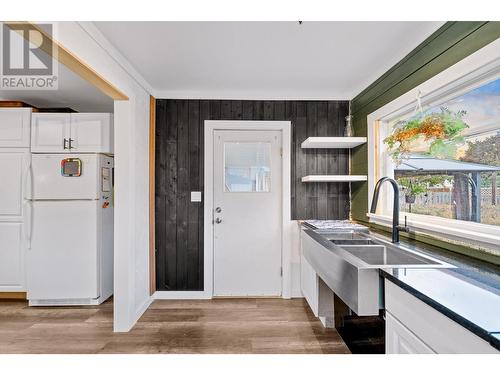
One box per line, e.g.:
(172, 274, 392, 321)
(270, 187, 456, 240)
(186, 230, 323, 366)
(385, 279, 498, 353)
(31, 113, 71, 153)
(300, 250, 319, 316)
(70, 113, 113, 153)
(0, 149, 30, 220)
(0, 108, 31, 147)
(0, 222, 25, 291)
(386, 311, 435, 354)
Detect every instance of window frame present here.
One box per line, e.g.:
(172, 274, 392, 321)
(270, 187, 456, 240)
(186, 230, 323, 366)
(367, 38, 500, 250)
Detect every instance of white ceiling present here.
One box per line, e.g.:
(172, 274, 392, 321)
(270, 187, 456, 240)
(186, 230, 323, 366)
(94, 21, 444, 100)
(0, 21, 113, 111)
(0, 62, 114, 112)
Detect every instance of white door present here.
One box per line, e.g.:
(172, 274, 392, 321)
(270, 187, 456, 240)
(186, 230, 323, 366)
(213, 130, 282, 296)
(70, 113, 113, 153)
(31, 113, 71, 153)
(27, 200, 99, 300)
(0, 108, 31, 148)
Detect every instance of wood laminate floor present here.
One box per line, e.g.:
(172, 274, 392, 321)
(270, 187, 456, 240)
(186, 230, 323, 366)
(0, 298, 350, 354)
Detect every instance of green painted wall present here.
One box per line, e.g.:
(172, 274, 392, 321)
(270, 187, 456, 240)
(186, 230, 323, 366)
(350, 21, 500, 223)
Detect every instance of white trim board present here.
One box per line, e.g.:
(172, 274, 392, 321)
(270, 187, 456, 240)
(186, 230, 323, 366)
(204, 120, 293, 299)
(153, 89, 353, 101)
(366, 38, 500, 249)
(153, 291, 212, 300)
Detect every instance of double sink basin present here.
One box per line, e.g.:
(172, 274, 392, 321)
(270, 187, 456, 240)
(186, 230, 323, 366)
(326, 231, 448, 268)
(301, 228, 453, 316)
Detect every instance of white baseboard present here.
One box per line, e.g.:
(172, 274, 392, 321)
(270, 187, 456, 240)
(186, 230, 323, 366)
(153, 291, 213, 300)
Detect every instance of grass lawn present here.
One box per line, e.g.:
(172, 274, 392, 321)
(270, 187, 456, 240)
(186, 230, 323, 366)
(402, 203, 500, 226)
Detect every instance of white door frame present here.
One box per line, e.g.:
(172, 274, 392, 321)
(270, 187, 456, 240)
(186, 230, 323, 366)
(204, 120, 292, 299)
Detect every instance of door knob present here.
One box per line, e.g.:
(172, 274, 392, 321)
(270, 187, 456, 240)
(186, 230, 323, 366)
(215, 217, 223, 224)
(215, 207, 222, 213)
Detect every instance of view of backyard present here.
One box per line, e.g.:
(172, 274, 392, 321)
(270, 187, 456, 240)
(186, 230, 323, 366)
(389, 78, 500, 227)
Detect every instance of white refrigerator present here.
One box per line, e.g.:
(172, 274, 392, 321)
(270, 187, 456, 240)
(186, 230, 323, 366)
(26, 153, 114, 306)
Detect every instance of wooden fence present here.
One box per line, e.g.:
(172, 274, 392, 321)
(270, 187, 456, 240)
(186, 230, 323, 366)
(399, 187, 499, 205)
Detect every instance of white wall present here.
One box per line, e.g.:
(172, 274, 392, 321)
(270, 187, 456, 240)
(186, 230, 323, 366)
(53, 21, 152, 331)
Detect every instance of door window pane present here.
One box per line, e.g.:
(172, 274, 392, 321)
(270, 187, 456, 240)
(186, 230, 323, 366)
(224, 142, 271, 192)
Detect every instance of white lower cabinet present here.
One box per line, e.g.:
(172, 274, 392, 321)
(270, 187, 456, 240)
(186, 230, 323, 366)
(299, 229, 335, 327)
(0, 222, 25, 291)
(300, 251, 319, 317)
(0, 148, 29, 292)
(386, 311, 435, 353)
(385, 279, 498, 354)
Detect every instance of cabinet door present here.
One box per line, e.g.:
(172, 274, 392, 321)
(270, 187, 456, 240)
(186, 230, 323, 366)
(0, 108, 31, 147)
(386, 312, 435, 354)
(0, 222, 25, 291)
(70, 113, 113, 153)
(31, 113, 70, 153)
(0, 149, 30, 220)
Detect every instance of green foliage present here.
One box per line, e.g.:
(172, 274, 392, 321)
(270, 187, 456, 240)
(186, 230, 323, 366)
(398, 175, 452, 197)
(385, 107, 469, 162)
(438, 108, 469, 138)
(461, 134, 500, 166)
(461, 134, 500, 188)
(428, 139, 459, 159)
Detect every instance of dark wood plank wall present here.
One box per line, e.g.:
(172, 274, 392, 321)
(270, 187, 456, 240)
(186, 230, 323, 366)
(155, 99, 349, 291)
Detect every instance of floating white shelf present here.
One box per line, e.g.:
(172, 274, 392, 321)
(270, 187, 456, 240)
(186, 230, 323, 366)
(301, 137, 367, 149)
(301, 175, 368, 182)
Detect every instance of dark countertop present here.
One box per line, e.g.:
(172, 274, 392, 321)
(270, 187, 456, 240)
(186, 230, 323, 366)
(301, 221, 500, 351)
(374, 230, 500, 351)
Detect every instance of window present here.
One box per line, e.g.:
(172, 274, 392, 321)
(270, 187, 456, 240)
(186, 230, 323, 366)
(383, 78, 500, 228)
(368, 41, 500, 253)
(224, 142, 271, 192)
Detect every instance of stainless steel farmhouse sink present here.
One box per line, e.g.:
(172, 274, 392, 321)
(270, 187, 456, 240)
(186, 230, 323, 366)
(300, 229, 453, 316)
(338, 244, 443, 267)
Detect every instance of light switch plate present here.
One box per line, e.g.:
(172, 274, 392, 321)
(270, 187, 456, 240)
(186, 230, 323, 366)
(191, 191, 202, 202)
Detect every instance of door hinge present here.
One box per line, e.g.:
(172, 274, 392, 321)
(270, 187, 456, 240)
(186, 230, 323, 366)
(280, 147, 283, 157)
(280, 267, 283, 276)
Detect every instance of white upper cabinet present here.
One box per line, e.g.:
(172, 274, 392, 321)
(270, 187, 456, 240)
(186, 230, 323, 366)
(70, 113, 113, 153)
(0, 108, 31, 148)
(31, 113, 113, 153)
(31, 113, 70, 152)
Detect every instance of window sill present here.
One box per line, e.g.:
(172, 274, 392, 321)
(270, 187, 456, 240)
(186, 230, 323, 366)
(367, 212, 500, 254)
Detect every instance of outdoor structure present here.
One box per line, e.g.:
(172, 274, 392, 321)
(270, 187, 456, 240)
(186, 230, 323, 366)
(395, 154, 500, 223)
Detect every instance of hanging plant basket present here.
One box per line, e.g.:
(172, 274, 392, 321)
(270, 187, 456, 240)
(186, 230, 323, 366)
(384, 107, 469, 164)
(405, 194, 416, 204)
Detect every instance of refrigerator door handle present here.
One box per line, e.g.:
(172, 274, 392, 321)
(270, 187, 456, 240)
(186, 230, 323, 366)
(23, 161, 34, 249)
(63, 138, 68, 150)
(23, 160, 32, 200)
(26, 200, 33, 250)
